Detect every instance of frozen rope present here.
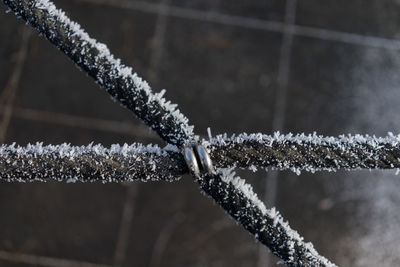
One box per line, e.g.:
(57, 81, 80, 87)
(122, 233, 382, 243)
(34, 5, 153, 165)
(184, 144, 335, 265)
(199, 169, 334, 266)
(206, 132, 400, 174)
(2, 1, 335, 265)
(2, 0, 194, 147)
(0, 143, 186, 182)
(3, 132, 400, 184)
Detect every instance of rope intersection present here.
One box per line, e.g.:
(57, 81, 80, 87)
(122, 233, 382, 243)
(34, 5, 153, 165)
(3, 0, 399, 265)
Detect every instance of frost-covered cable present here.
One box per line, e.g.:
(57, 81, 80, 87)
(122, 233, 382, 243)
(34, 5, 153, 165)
(197, 169, 335, 267)
(2, 0, 194, 147)
(0, 143, 186, 182)
(2, 1, 335, 265)
(206, 132, 400, 174)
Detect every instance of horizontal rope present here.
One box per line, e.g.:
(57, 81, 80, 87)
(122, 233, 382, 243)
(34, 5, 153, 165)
(6, 132, 400, 182)
(206, 132, 400, 174)
(0, 143, 186, 182)
(3, 0, 194, 147)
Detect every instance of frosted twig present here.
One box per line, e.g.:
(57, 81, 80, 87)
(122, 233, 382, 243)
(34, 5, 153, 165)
(0, 143, 185, 182)
(206, 132, 400, 174)
(2, 0, 194, 147)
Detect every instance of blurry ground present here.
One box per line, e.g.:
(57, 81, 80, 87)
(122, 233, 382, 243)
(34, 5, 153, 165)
(1, 0, 400, 266)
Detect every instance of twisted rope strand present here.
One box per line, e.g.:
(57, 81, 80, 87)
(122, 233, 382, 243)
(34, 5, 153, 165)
(207, 132, 400, 174)
(0, 143, 185, 182)
(4, 132, 400, 184)
(198, 169, 333, 266)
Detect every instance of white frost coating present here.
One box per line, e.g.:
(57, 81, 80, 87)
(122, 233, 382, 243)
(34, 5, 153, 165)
(218, 168, 336, 266)
(0, 142, 182, 182)
(33, 0, 194, 142)
(207, 131, 400, 147)
(0, 142, 175, 158)
(163, 143, 181, 153)
(207, 127, 213, 141)
(205, 131, 400, 174)
(248, 165, 258, 172)
(219, 168, 267, 215)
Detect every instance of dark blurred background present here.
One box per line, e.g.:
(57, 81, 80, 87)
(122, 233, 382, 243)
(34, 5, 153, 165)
(2, 0, 400, 266)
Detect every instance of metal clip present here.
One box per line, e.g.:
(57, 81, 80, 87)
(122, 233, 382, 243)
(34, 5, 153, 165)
(183, 143, 215, 177)
(183, 145, 200, 177)
(195, 144, 214, 174)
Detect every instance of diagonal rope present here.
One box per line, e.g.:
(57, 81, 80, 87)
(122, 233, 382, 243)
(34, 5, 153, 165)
(3, 0, 194, 147)
(2, 0, 336, 265)
(198, 169, 332, 266)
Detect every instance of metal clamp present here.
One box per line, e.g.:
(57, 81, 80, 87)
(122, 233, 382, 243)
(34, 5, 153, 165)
(183, 145, 200, 177)
(183, 143, 214, 177)
(195, 145, 214, 174)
